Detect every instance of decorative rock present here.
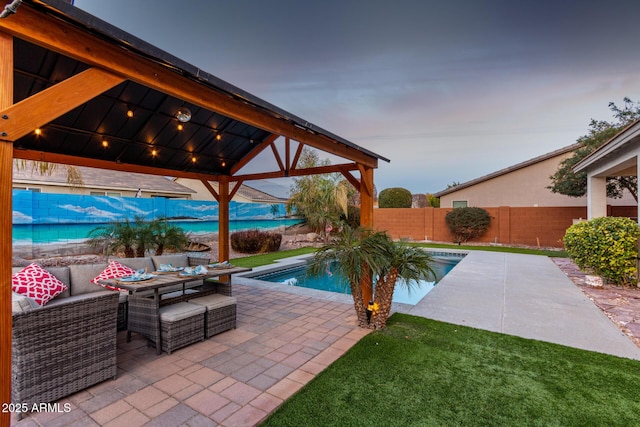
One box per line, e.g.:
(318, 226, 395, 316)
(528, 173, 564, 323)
(585, 275, 603, 287)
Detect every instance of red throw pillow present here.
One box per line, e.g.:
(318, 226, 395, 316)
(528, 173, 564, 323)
(92, 260, 136, 291)
(12, 263, 68, 306)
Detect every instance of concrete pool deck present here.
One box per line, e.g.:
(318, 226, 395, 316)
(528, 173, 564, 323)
(238, 250, 640, 360)
(407, 250, 640, 360)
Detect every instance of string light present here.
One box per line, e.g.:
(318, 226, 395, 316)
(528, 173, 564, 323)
(191, 155, 197, 163)
(151, 148, 157, 157)
(177, 123, 184, 131)
(126, 109, 134, 118)
(102, 139, 109, 148)
(34, 128, 41, 136)
(215, 133, 222, 141)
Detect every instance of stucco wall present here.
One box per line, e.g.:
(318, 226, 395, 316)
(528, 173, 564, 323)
(439, 151, 636, 208)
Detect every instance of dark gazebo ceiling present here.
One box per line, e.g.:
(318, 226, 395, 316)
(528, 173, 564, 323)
(13, 38, 273, 176)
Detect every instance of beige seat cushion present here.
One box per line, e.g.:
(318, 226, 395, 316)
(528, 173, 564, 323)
(189, 294, 237, 310)
(159, 302, 205, 322)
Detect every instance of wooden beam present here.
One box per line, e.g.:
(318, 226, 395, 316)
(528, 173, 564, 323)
(13, 149, 222, 181)
(291, 142, 304, 170)
(0, 30, 13, 427)
(0, 68, 125, 141)
(285, 138, 291, 172)
(341, 169, 361, 190)
(218, 177, 230, 262)
(200, 179, 220, 202)
(0, 6, 379, 167)
(233, 162, 360, 182)
(360, 165, 374, 229)
(357, 163, 373, 197)
(230, 134, 279, 176)
(229, 179, 243, 200)
(270, 142, 285, 172)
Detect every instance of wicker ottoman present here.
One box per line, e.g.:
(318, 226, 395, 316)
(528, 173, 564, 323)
(189, 294, 237, 338)
(153, 302, 206, 354)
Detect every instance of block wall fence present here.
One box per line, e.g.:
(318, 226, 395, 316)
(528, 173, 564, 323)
(373, 206, 638, 248)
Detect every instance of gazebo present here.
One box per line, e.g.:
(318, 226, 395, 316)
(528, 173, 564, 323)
(0, 0, 389, 417)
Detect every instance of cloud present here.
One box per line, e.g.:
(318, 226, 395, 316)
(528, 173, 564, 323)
(58, 204, 121, 220)
(12, 211, 32, 224)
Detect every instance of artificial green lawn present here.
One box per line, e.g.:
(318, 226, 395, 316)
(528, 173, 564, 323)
(413, 242, 567, 258)
(229, 247, 317, 268)
(261, 314, 640, 427)
(230, 244, 565, 270)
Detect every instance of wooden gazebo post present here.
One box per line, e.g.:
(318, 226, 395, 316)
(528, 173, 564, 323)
(359, 164, 375, 304)
(218, 176, 230, 262)
(0, 30, 13, 426)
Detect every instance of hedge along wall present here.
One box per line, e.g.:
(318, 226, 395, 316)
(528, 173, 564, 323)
(373, 206, 595, 248)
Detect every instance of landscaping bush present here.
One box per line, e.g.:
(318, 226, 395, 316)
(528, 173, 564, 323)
(231, 229, 282, 254)
(445, 207, 491, 243)
(378, 187, 412, 208)
(563, 217, 640, 285)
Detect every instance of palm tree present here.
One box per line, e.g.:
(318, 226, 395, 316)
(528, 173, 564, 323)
(308, 227, 388, 327)
(308, 227, 436, 329)
(370, 241, 436, 329)
(149, 217, 189, 255)
(87, 218, 137, 258)
(133, 215, 153, 257)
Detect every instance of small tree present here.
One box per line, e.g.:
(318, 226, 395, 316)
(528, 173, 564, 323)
(445, 207, 491, 243)
(149, 218, 189, 255)
(88, 218, 137, 257)
(288, 148, 356, 240)
(378, 187, 412, 208)
(308, 227, 435, 329)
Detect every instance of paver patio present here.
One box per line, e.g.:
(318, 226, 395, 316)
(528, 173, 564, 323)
(11, 283, 368, 426)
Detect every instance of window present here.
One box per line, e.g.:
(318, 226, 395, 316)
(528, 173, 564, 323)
(13, 186, 41, 192)
(90, 191, 122, 197)
(452, 201, 468, 208)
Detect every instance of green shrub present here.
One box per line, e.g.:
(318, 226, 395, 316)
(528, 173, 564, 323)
(563, 217, 639, 285)
(378, 187, 412, 208)
(231, 229, 282, 254)
(445, 207, 491, 243)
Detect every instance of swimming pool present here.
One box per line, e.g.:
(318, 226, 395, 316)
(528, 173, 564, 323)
(252, 252, 464, 305)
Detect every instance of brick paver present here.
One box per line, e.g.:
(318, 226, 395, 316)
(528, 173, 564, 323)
(11, 283, 367, 426)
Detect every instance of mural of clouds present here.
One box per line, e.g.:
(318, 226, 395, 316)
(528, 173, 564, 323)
(12, 211, 32, 224)
(100, 197, 155, 217)
(183, 203, 218, 212)
(58, 204, 121, 220)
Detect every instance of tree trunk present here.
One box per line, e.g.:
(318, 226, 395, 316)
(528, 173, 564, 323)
(124, 246, 134, 258)
(350, 273, 370, 328)
(371, 267, 398, 329)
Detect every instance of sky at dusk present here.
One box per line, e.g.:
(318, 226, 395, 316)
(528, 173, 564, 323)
(74, 0, 640, 196)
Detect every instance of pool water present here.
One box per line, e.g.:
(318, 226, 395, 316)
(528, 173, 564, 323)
(254, 254, 462, 305)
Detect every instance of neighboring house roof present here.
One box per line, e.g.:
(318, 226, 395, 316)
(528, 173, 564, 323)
(434, 143, 581, 197)
(13, 163, 195, 196)
(173, 177, 287, 204)
(233, 184, 288, 204)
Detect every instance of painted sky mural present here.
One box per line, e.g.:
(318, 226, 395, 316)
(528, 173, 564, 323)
(12, 191, 295, 245)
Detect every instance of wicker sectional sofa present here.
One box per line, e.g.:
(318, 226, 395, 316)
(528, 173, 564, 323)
(10, 253, 210, 418)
